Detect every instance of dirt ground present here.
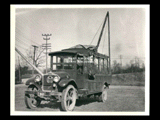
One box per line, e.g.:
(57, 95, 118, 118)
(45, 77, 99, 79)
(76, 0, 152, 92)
(15, 84, 145, 112)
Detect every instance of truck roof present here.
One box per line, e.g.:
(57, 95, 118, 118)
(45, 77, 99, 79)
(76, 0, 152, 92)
(48, 44, 109, 59)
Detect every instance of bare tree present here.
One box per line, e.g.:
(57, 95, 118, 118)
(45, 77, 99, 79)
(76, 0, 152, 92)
(112, 60, 121, 73)
(26, 46, 45, 68)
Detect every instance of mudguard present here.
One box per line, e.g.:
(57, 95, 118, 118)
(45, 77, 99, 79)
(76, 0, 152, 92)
(25, 77, 41, 90)
(58, 79, 78, 89)
(25, 77, 35, 85)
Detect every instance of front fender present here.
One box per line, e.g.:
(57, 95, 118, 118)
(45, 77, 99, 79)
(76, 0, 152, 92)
(58, 79, 78, 89)
(25, 77, 35, 85)
(26, 83, 42, 91)
(25, 77, 41, 90)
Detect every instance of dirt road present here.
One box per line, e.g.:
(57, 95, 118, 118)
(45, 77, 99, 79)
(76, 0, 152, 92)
(15, 84, 145, 112)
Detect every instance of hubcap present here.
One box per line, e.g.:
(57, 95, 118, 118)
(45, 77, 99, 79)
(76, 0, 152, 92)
(29, 87, 38, 107)
(66, 88, 76, 110)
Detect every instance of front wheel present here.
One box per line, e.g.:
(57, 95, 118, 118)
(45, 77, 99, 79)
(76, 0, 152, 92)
(25, 86, 41, 109)
(98, 85, 108, 102)
(61, 85, 77, 111)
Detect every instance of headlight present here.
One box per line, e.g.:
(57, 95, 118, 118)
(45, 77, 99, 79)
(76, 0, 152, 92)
(35, 75, 41, 82)
(54, 75, 60, 82)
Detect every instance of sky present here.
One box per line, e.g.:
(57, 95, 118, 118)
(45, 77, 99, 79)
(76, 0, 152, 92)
(15, 6, 147, 66)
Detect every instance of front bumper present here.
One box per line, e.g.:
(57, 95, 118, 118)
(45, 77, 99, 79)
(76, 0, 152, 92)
(25, 90, 62, 102)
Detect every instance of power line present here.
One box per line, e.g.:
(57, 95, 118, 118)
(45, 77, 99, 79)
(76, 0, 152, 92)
(16, 27, 41, 46)
(15, 43, 28, 51)
(119, 55, 123, 66)
(16, 37, 31, 47)
(19, 34, 41, 46)
(90, 19, 104, 45)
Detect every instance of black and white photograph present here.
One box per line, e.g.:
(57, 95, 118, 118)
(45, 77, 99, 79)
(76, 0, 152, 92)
(10, 5, 149, 115)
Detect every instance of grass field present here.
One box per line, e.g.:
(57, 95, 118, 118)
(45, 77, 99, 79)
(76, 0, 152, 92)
(112, 72, 145, 86)
(15, 85, 145, 112)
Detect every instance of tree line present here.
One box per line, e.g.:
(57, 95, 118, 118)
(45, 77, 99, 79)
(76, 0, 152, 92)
(111, 59, 145, 74)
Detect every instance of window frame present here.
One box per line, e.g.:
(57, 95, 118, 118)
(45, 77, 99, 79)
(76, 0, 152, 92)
(51, 55, 76, 70)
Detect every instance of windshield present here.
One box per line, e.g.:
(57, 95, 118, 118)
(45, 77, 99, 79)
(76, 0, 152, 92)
(52, 56, 76, 70)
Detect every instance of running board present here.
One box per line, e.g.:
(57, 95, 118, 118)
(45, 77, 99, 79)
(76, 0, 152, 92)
(78, 89, 101, 97)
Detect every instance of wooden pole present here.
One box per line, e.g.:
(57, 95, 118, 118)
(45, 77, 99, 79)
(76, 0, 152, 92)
(18, 56, 21, 83)
(42, 34, 51, 73)
(96, 12, 109, 51)
(108, 11, 111, 74)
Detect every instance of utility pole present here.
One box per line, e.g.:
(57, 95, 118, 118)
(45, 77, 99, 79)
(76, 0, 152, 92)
(119, 55, 123, 73)
(134, 56, 140, 73)
(119, 55, 122, 67)
(32, 45, 38, 75)
(42, 34, 52, 73)
(135, 56, 137, 73)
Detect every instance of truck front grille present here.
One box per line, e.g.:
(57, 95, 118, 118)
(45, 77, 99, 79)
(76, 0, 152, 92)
(43, 75, 55, 86)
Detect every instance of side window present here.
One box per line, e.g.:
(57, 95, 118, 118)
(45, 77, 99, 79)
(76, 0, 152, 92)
(99, 58, 103, 72)
(64, 56, 74, 69)
(83, 56, 88, 73)
(77, 56, 83, 64)
(57, 56, 63, 63)
(53, 64, 56, 70)
(94, 57, 99, 73)
(88, 55, 94, 63)
(104, 59, 108, 74)
(53, 56, 56, 63)
(64, 56, 72, 63)
(52, 56, 75, 70)
(72, 57, 76, 63)
(77, 56, 84, 74)
(83, 56, 92, 74)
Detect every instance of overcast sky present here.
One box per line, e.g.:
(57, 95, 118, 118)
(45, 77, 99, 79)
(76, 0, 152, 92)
(15, 6, 146, 65)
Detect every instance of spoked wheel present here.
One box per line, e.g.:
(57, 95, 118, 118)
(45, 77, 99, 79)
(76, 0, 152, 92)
(25, 86, 41, 109)
(61, 85, 77, 111)
(98, 85, 108, 102)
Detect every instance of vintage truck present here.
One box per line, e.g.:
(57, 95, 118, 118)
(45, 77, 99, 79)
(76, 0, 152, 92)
(16, 11, 112, 111)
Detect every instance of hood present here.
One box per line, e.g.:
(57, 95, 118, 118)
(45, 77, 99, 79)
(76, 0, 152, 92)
(45, 71, 70, 79)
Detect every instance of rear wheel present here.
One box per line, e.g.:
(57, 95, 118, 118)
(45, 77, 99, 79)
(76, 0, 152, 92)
(98, 85, 108, 102)
(25, 86, 41, 109)
(61, 85, 77, 111)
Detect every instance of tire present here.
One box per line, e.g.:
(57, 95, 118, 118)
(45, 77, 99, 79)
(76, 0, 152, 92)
(61, 85, 77, 111)
(25, 86, 41, 109)
(98, 85, 107, 102)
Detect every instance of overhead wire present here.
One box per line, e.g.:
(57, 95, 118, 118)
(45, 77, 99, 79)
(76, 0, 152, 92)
(16, 36, 31, 47)
(16, 13, 47, 47)
(15, 43, 28, 51)
(89, 18, 104, 45)
(16, 27, 41, 46)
